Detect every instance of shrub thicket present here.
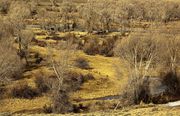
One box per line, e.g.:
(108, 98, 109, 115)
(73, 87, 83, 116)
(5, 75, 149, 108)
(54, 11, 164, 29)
(11, 83, 40, 99)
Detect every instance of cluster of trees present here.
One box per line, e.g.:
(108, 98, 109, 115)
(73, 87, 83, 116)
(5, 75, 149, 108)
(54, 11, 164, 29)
(114, 30, 180, 104)
(0, 20, 22, 83)
(1, 0, 180, 33)
(0, 0, 36, 83)
(35, 0, 180, 33)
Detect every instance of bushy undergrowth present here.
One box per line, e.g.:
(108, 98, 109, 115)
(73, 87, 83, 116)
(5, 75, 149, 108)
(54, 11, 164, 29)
(83, 36, 118, 56)
(161, 71, 180, 96)
(35, 74, 50, 93)
(62, 71, 95, 92)
(11, 83, 40, 99)
(34, 71, 95, 113)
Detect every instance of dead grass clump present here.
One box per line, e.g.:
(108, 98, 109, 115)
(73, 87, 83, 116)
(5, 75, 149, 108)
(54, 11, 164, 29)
(75, 57, 91, 70)
(11, 83, 40, 99)
(82, 73, 95, 82)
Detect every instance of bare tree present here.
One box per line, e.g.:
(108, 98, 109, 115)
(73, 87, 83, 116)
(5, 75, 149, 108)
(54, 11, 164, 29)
(0, 38, 22, 83)
(0, 18, 22, 83)
(80, 0, 99, 32)
(18, 30, 34, 66)
(97, 1, 115, 33)
(6, 0, 34, 66)
(159, 34, 180, 74)
(59, 1, 77, 31)
(114, 31, 159, 104)
(47, 40, 77, 113)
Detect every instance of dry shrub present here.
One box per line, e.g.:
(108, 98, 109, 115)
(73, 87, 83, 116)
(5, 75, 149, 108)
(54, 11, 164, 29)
(63, 72, 83, 92)
(83, 36, 118, 56)
(122, 71, 180, 105)
(50, 71, 94, 113)
(83, 37, 100, 55)
(115, 0, 180, 23)
(64, 33, 78, 44)
(51, 75, 74, 113)
(43, 104, 53, 114)
(121, 77, 150, 105)
(83, 73, 95, 82)
(99, 36, 119, 57)
(11, 83, 40, 99)
(63, 71, 94, 92)
(163, 1, 180, 22)
(161, 71, 180, 96)
(52, 89, 73, 113)
(0, 38, 23, 83)
(75, 57, 91, 70)
(8, 1, 31, 19)
(0, 0, 11, 14)
(35, 74, 51, 93)
(0, 17, 24, 83)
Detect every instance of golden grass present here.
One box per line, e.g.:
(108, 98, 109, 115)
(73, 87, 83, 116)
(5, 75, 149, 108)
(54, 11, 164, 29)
(0, 96, 50, 113)
(56, 31, 88, 38)
(30, 45, 49, 56)
(14, 44, 128, 104)
(13, 105, 180, 116)
(71, 51, 128, 100)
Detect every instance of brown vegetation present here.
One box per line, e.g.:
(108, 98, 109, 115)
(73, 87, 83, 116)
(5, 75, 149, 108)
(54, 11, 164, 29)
(11, 82, 40, 99)
(0, 0, 180, 115)
(114, 29, 180, 105)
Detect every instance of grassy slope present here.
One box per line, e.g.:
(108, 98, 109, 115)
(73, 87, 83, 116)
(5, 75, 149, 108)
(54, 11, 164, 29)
(0, 32, 127, 113)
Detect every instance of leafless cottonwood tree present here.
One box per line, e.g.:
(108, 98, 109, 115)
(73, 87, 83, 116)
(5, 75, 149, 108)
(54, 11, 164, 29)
(0, 38, 22, 83)
(97, 0, 115, 32)
(114, 31, 159, 104)
(158, 34, 180, 74)
(18, 30, 34, 66)
(80, 0, 99, 32)
(0, 18, 22, 83)
(7, 0, 34, 65)
(59, 1, 77, 31)
(157, 33, 180, 94)
(47, 40, 77, 113)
